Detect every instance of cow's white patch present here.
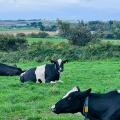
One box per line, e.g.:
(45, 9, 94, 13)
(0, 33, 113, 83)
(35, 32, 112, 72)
(57, 59, 62, 66)
(35, 65, 46, 83)
(20, 72, 25, 77)
(63, 87, 79, 99)
(117, 90, 120, 93)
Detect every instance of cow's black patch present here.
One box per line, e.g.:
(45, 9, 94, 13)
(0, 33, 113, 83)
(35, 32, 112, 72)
(0, 63, 24, 76)
(20, 68, 36, 83)
(45, 64, 60, 83)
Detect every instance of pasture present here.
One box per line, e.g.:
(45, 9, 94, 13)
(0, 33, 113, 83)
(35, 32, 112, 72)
(0, 59, 120, 120)
(27, 36, 68, 44)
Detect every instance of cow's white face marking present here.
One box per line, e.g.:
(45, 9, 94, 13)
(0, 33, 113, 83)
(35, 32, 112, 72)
(51, 105, 55, 109)
(117, 90, 120, 93)
(35, 65, 46, 83)
(57, 59, 62, 66)
(63, 87, 79, 99)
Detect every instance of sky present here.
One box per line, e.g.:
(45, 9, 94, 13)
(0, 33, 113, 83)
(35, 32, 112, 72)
(0, 0, 120, 20)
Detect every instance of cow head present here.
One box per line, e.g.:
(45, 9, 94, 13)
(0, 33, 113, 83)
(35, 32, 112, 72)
(51, 87, 91, 114)
(51, 59, 68, 73)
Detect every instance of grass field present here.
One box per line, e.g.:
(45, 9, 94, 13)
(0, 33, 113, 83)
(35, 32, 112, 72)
(101, 39, 120, 45)
(0, 59, 120, 120)
(27, 36, 68, 44)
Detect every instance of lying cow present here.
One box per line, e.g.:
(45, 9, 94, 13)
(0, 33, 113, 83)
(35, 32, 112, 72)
(0, 63, 24, 76)
(20, 59, 68, 83)
(52, 87, 120, 120)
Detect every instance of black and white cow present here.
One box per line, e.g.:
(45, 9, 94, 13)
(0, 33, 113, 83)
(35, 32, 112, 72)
(52, 87, 120, 120)
(20, 59, 68, 83)
(0, 63, 24, 76)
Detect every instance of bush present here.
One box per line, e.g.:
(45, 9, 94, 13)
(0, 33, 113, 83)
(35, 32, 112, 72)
(0, 41, 120, 63)
(16, 33, 26, 38)
(29, 32, 49, 38)
(0, 34, 28, 51)
(67, 27, 93, 46)
(58, 21, 95, 46)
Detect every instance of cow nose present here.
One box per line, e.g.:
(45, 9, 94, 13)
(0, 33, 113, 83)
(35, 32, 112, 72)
(51, 105, 56, 112)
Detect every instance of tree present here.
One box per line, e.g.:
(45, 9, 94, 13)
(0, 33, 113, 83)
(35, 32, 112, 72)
(38, 22, 45, 31)
(58, 20, 93, 46)
(57, 20, 70, 37)
(67, 26, 93, 46)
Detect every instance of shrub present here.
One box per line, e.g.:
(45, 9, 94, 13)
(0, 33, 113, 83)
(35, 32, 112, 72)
(0, 41, 120, 63)
(67, 27, 93, 46)
(58, 21, 95, 46)
(29, 32, 49, 38)
(16, 33, 26, 38)
(0, 34, 28, 51)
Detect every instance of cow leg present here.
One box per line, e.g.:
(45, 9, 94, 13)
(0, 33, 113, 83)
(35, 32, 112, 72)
(50, 81, 57, 84)
(57, 80, 64, 83)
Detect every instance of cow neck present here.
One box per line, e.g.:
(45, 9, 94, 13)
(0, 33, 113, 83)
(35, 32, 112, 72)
(83, 97, 89, 120)
(54, 64, 60, 74)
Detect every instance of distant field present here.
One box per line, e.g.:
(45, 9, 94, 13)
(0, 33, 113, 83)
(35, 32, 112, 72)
(0, 60, 120, 120)
(102, 39, 120, 45)
(27, 36, 68, 44)
(0, 29, 40, 35)
(27, 37, 120, 45)
(0, 28, 58, 36)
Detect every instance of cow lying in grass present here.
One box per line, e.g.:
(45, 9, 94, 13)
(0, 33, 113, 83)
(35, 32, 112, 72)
(51, 87, 120, 120)
(0, 63, 24, 76)
(20, 59, 68, 83)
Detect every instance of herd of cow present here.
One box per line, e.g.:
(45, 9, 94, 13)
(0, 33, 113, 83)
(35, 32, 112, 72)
(0, 59, 120, 120)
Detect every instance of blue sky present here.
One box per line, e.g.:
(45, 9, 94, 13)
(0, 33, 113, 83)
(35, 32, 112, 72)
(0, 0, 120, 20)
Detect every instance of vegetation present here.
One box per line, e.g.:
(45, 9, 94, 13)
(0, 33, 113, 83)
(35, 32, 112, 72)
(16, 33, 26, 38)
(0, 39, 120, 63)
(58, 21, 96, 46)
(0, 60, 120, 120)
(0, 34, 28, 51)
(28, 32, 49, 38)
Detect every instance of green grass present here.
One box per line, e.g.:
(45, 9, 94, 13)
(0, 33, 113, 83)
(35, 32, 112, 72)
(0, 27, 38, 31)
(27, 36, 68, 44)
(101, 39, 120, 45)
(0, 59, 120, 120)
(27, 37, 120, 45)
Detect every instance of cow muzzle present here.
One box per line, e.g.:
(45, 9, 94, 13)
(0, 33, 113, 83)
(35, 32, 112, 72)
(51, 105, 56, 112)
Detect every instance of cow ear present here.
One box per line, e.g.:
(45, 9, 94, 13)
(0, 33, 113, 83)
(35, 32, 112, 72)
(63, 60, 68, 63)
(50, 60, 55, 63)
(76, 86, 80, 92)
(82, 88, 92, 98)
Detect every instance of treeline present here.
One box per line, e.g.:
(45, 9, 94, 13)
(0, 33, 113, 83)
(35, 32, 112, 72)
(22, 20, 120, 39)
(58, 20, 120, 40)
